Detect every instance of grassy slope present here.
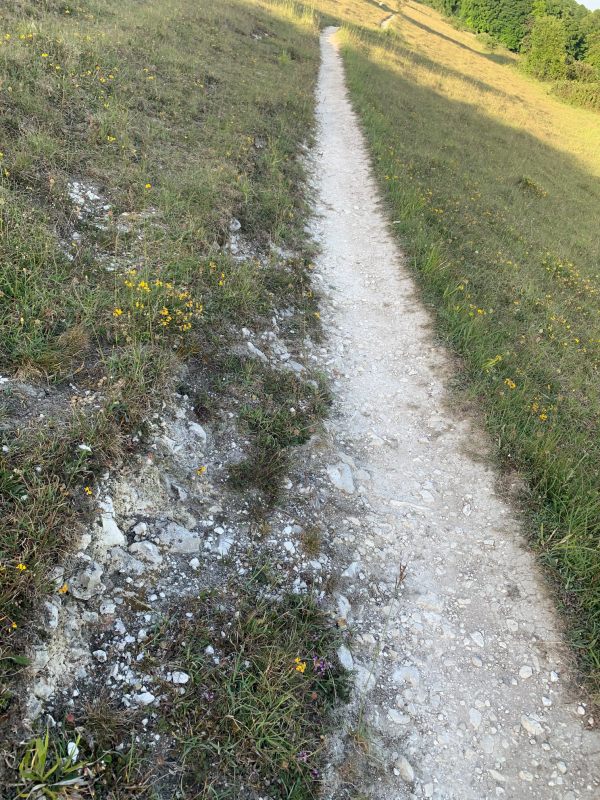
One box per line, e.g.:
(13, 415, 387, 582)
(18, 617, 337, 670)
(1, 0, 344, 766)
(316, 0, 600, 690)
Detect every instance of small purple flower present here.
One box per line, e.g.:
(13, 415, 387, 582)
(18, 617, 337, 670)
(297, 750, 310, 763)
(312, 655, 331, 676)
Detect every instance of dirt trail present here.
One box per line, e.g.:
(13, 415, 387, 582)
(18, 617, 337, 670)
(313, 27, 600, 800)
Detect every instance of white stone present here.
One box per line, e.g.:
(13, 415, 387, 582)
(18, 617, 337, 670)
(521, 715, 544, 737)
(158, 523, 200, 553)
(93, 650, 107, 663)
(133, 692, 156, 706)
(188, 422, 207, 443)
(388, 709, 410, 725)
(519, 665, 533, 680)
(327, 463, 354, 494)
(395, 756, 414, 782)
(171, 671, 190, 685)
(337, 645, 354, 670)
(392, 666, 420, 686)
(43, 602, 60, 629)
(469, 708, 482, 729)
(247, 342, 268, 362)
(129, 540, 163, 565)
(69, 562, 104, 600)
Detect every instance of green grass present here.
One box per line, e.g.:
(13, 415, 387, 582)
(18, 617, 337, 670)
(11, 582, 348, 800)
(0, 0, 328, 737)
(147, 585, 347, 799)
(316, 0, 600, 692)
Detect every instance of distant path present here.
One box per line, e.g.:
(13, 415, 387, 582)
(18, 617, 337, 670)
(380, 13, 396, 29)
(312, 26, 600, 800)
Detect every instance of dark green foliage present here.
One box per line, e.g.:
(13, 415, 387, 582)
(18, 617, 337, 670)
(525, 15, 568, 79)
(553, 78, 600, 109)
(459, 0, 533, 50)
(421, 0, 600, 101)
(584, 31, 600, 74)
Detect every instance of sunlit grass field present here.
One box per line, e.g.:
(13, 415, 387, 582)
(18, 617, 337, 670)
(317, 0, 600, 690)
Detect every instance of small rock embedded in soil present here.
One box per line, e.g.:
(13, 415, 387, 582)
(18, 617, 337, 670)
(521, 715, 544, 737)
(158, 522, 200, 553)
(133, 692, 156, 707)
(395, 756, 415, 783)
(327, 463, 354, 494)
(129, 540, 163, 565)
(337, 645, 354, 671)
(69, 561, 104, 600)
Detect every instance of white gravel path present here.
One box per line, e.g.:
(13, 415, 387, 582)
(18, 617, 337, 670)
(313, 27, 600, 800)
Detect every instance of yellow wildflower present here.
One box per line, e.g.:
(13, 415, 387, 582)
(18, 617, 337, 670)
(58, 583, 69, 594)
(16, 563, 27, 571)
(113, 307, 123, 317)
(145, 182, 152, 189)
(504, 378, 516, 390)
(294, 657, 307, 674)
(196, 465, 207, 476)
(84, 486, 93, 496)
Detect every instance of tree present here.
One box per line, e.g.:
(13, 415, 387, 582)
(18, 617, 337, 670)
(525, 15, 568, 79)
(459, 0, 533, 51)
(585, 31, 600, 76)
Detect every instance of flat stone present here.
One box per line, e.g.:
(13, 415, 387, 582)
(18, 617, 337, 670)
(337, 645, 354, 670)
(392, 666, 420, 686)
(470, 631, 484, 648)
(109, 547, 146, 576)
(395, 756, 415, 783)
(354, 664, 376, 692)
(388, 709, 410, 725)
(133, 692, 156, 706)
(327, 463, 355, 494)
(171, 671, 190, 685)
(69, 562, 104, 600)
(521, 715, 544, 737)
(188, 422, 207, 443)
(158, 523, 200, 553)
(129, 540, 163, 565)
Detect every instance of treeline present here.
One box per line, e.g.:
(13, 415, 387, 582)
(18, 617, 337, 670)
(426, 0, 600, 109)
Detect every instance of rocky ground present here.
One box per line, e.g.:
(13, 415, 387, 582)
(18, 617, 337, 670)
(313, 27, 600, 800)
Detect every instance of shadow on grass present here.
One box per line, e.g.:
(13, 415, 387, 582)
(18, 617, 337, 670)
(404, 8, 515, 65)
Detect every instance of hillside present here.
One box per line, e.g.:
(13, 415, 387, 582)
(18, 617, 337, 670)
(1, 0, 600, 798)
